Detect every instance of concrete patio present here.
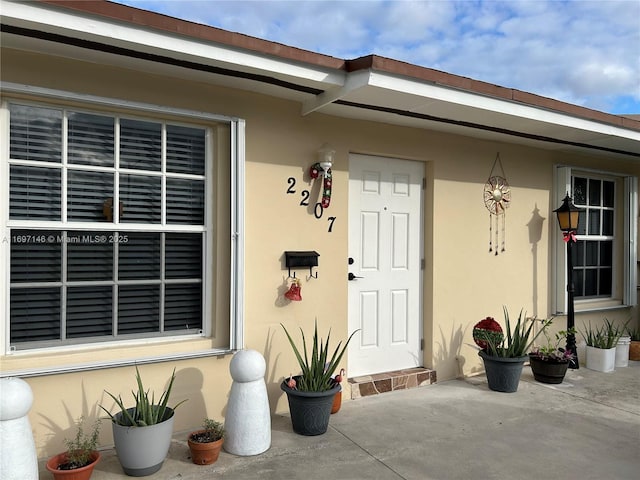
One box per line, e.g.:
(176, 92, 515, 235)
(39, 361, 640, 480)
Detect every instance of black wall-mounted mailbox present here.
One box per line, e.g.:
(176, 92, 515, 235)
(285, 251, 320, 278)
(285, 251, 319, 268)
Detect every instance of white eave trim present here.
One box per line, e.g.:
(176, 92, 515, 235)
(1, 0, 346, 87)
(302, 69, 372, 115)
(363, 70, 640, 142)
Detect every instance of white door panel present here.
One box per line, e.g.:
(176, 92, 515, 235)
(348, 154, 424, 377)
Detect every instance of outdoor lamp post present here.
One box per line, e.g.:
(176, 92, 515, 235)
(553, 193, 583, 369)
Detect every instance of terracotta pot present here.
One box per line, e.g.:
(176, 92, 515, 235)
(330, 390, 342, 414)
(187, 431, 224, 465)
(45, 451, 100, 480)
(629, 340, 640, 361)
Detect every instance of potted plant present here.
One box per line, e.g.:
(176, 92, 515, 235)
(473, 307, 549, 393)
(581, 319, 624, 372)
(187, 418, 225, 465)
(46, 416, 101, 480)
(528, 325, 575, 384)
(628, 326, 640, 361)
(330, 368, 346, 414)
(100, 366, 187, 477)
(280, 321, 358, 435)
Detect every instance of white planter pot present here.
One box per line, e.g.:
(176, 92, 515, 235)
(615, 336, 631, 367)
(585, 346, 616, 373)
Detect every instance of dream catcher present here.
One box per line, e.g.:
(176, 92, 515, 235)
(483, 153, 511, 255)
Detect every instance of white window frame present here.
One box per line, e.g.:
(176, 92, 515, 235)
(554, 165, 637, 314)
(0, 82, 245, 372)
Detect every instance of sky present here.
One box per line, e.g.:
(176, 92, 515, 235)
(111, 0, 640, 115)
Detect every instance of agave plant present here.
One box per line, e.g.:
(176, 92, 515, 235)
(581, 318, 628, 349)
(478, 307, 551, 358)
(100, 366, 187, 427)
(281, 321, 359, 392)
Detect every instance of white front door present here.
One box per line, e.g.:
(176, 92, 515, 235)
(348, 154, 424, 377)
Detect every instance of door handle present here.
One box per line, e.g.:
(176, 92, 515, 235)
(348, 272, 363, 281)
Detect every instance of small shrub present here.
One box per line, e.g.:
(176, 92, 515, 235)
(60, 416, 101, 469)
(190, 418, 224, 443)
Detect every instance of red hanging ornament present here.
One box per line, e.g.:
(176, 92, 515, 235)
(472, 317, 504, 350)
(284, 278, 302, 301)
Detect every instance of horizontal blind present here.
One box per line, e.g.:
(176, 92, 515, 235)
(68, 112, 114, 167)
(119, 174, 161, 223)
(118, 233, 161, 280)
(166, 179, 204, 225)
(166, 125, 205, 175)
(10, 230, 62, 283)
(10, 287, 61, 342)
(67, 231, 113, 281)
(118, 285, 160, 334)
(9, 103, 62, 163)
(67, 170, 114, 222)
(165, 283, 202, 331)
(120, 118, 161, 171)
(165, 233, 202, 278)
(67, 286, 113, 338)
(10, 166, 62, 220)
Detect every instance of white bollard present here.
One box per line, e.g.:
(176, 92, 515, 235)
(0, 377, 39, 480)
(224, 349, 271, 456)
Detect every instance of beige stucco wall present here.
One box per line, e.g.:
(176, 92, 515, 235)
(1, 49, 638, 458)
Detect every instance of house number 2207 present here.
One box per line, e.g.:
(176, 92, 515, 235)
(286, 177, 336, 232)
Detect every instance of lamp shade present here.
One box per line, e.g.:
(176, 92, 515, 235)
(553, 194, 582, 232)
(317, 143, 335, 171)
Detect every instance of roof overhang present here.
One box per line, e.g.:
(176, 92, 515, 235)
(1, 0, 639, 160)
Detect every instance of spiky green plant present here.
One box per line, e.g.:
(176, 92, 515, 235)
(627, 325, 640, 342)
(581, 318, 628, 349)
(100, 366, 187, 427)
(478, 307, 550, 358)
(281, 321, 359, 392)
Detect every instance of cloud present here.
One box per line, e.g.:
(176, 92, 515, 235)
(113, 0, 640, 114)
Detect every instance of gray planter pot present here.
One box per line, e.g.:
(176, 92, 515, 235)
(479, 350, 527, 393)
(280, 376, 340, 435)
(112, 407, 174, 477)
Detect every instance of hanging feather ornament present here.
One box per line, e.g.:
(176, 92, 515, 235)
(483, 153, 511, 255)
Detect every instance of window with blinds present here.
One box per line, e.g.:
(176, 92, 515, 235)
(572, 175, 615, 298)
(8, 102, 208, 349)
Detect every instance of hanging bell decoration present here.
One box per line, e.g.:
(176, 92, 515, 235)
(284, 279, 302, 301)
(284, 278, 302, 301)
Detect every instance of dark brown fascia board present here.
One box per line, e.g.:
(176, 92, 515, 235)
(34, 0, 640, 134)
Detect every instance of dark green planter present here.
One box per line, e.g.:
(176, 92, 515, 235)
(280, 376, 340, 435)
(479, 350, 527, 393)
(529, 355, 569, 384)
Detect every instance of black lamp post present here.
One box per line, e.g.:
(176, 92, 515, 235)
(553, 193, 583, 369)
